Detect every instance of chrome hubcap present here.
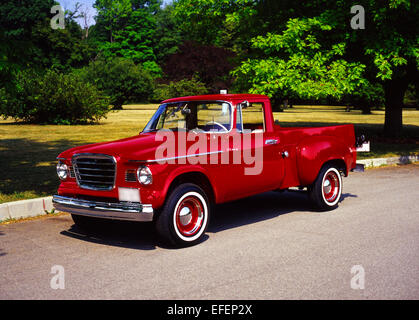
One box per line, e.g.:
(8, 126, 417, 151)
(179, 206, 192, 226)
(323, 179, 332, 194)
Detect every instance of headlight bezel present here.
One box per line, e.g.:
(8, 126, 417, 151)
(137, 166, 153, 185)
(56, 160, 68, 180)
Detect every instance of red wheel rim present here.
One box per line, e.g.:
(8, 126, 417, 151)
(175, 196, 204, 237)
(323, 171, 340, 203)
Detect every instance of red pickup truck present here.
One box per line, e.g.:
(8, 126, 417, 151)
(53, 94, 360, 246)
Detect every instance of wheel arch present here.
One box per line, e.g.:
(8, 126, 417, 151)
(321, 159, 348, 176)
(165, 171, 216, 206)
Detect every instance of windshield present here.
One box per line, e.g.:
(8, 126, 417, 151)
(143, 101, 232, 133)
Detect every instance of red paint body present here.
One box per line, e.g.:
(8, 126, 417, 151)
(57, 94, 357, 210)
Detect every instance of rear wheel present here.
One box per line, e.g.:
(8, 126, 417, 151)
(308, 165, 343, 211)
(155, 183, 210, 247)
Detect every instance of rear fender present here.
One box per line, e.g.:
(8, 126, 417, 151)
(296, 136, 351, 186)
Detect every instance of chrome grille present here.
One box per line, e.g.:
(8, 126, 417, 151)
(72, 154, 116, 191)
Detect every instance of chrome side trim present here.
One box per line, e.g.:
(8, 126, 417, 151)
(129, 150, 225, 163)
(52, 195, 153, 222)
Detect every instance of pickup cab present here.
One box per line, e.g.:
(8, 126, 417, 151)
(53, 94, 359, 246)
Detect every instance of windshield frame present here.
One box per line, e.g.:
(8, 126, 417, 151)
(142, 100, 234, 134)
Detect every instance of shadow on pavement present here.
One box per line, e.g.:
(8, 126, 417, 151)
(61, 221, 158, 251)
(208, 190, 312, 233)
(60, 189, 357, 250)
(341, 193, 358, 201)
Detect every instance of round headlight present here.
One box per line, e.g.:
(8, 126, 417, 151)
(137, 166, 152, 185)
(56, 161, 68, 180)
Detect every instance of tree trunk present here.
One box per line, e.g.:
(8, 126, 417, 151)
(383, 77, 408, 138)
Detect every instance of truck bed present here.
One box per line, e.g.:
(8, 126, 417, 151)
(274, 124, 356, 189)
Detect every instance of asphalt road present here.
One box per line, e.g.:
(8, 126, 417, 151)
(1, 164, 418, 300)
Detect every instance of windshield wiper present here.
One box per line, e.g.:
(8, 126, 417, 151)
(142, 129, 159, 133)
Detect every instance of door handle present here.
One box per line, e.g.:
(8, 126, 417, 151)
(265, 139, 279, 145)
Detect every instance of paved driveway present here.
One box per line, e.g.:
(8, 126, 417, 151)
(1, 164, 418, 299)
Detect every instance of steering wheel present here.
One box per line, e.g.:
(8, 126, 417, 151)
(205, 121, 228, 132)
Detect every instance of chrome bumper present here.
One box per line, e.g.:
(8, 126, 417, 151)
(52, 195, 154, 222)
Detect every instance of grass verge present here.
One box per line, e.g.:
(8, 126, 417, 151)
(0, 210, 68, 225)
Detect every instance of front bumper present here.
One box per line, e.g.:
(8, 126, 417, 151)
(52, 195, 154, 222)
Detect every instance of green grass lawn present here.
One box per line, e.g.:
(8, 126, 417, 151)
(1, 104, 418, 204)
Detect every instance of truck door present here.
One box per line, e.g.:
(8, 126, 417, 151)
(227, 100, 285, 198)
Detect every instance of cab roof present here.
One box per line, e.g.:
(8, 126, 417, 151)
(162, 94, 269, 104)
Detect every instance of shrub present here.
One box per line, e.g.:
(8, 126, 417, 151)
(77, 58, 155, 109)
(153, 77, 208, 102)
(0, 70, 110, 124)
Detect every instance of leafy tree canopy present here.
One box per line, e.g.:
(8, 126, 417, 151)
(173, 0, 258, 50)
(77, 57, 155, 109)
(153, 4, 182, 63)
(93, 0, 162, 75)
(184, 0, 418, 136)
(233, 17, 366, 103)
(0, 0, 93, 88)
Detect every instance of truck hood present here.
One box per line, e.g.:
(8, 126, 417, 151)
(58, 132, 165, 161)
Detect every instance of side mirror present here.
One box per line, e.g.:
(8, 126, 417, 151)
(240, 100, 250, 109)
(181, 108, 191, 115)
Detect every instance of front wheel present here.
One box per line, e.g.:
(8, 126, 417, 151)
(155, 183, 210, 247)
(308, 165, 343, 211)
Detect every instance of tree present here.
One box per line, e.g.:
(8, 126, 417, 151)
(93, 0, 162, 75)
(153, 77, 208, 101)
(233, 17, 366, 107)
(163, 41, 236, 93)
(173, 0, 259, 50)
(153, 3, 182, 63)
(0, 0, 55, 88)
(29, 18, 93, 71)
(0, 0, 93, 81)
(76, 3, 95, 39)
(306, 0, 419, 137)
(356, 1, 418, 136)
(175, 0, 419, 137)
(77, 58, 155, 109)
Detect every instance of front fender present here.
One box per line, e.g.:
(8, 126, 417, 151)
(296, 135, 351, 186)
(149, 164, 216, 209)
